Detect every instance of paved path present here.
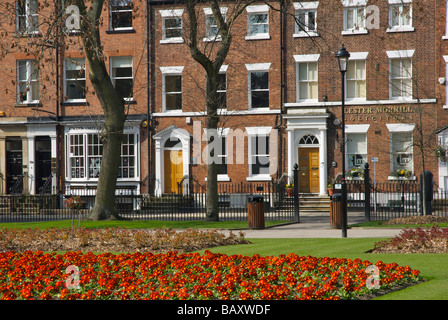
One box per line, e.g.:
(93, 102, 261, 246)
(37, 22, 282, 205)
(230, 211, 403, 239)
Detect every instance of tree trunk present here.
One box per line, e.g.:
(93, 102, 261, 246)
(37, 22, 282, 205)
(76, 0, 126, 220)
(205, 72, 220, 221)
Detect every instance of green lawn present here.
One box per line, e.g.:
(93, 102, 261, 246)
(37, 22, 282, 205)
(351, 220, 448, 229)
(0, 219, 288, 230)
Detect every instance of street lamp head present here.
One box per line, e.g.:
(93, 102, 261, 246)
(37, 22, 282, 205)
(335, 44, 350, 73)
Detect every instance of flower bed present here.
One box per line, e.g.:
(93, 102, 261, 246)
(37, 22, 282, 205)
(0, 250, 421, 300)
(0, 227, 250, 253)
(373, 225, 448, 254)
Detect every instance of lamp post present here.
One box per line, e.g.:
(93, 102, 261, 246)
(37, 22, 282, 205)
(335, 44, 350, 238)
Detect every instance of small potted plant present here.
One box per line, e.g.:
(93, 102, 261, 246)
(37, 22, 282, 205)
(285, 178, 294, 197)
(327, 183, 334, 196)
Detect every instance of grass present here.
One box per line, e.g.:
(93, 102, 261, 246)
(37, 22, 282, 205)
(0, 219, 288, 230)
(199, 238, 448, 300)
(351, 220, 448, 229)
(1, 219, 448, 300)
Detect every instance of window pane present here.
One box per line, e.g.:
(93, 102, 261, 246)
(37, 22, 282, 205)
(251, 72, 268, 90)
(391, 59, 401, 78)
(346, 81, 356, 99)
(356, 61, 366, 79)
(165, 17, 181, 28)
(347, 61, 356, 80)
(166, 93, 182, 110)
(18, 61, 27, 81)
(391, 5, 400, 26)
(357, 7, 364, 28)
(357, 80, 366, 98)
(308, 62, 317, 80)
(299, 82, 308, 100)
(308, 11, 316, 30)
(391, 79, 402, 97)
(115, 79, 133, 99)
(309, 82, 318, 99)
(402, 5, 410, 25)
(297, 12, 306, 31)
(165, 75, 182, 92)
(402, 59, 411, 77)
(252, 91, 269, 108)
(299, 63, 308, 81)
(346, 8, 354, 29)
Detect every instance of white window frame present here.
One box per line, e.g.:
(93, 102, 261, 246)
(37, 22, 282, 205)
(387, 123, 415, 180)
(444, 55, 448, 109)
(246, 127, 272, 181)
(341, 0, 368, 35)
(204, 127, 230, 181)
(345, 124, 370, 173)
(16, 0, 38, 34)
(387, 50, 414, 100)
(245, 5, 270, 40)
(160, 66, 184, 113)
(17, 59, 39, 104)
(346, 52, 368, 101)
(246, 63, 271, 109)
(110, 0, 133, 31)
(203, 7, 227, 42)
(65, 128, 139, 182)
(110, 56, 133, 101)
(160, 9, 184, 44)
(387, 0, 414, 33)
(293, 2, 319, 37)
(294, 54, 319, 102)
(217, 65, 227, 109)
(64, 58, 86, 103)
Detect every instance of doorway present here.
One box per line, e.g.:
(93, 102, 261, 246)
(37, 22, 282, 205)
(6, 138, 23, 194)
(298, 147, 320, 193)
(35, 137, 52, 194)
(164, 150, 183, 193)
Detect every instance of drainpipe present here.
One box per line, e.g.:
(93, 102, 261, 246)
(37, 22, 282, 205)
(146, 0, 152, 194)
(55, 0, 61, 193)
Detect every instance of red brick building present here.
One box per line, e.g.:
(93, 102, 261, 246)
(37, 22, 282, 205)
(0, 0, 446, 198)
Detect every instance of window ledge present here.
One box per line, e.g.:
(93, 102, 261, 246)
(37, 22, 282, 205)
(386, 26, 415, 33)
(14, 102, 42, 108)
(245, 34, 271, 41)
(341, 29, 368, 36)
(293, 31, 319, 38)
(388, 176, 416, 181)
(203, 36, 222, 42)
(106, 29, 136, 34)
(246, 175, 272, 182)
(14, 31, 42, 38)
(205, 175, 231, 182)
(443, 35, 448, 40)
(160, 38, 184, 44)
(61, 101, 89, 106)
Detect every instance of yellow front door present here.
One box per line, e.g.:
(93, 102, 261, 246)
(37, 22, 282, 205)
(164, 150, 183, 193)
(298, 148, 320, 193)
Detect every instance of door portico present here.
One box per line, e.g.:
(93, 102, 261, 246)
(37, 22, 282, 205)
(284, 108, 330, 196)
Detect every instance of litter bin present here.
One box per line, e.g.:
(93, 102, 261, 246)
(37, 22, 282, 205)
(248, 195, 265, 229)
(330, 194, 342, 229)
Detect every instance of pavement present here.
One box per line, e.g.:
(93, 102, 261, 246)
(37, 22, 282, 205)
(231, 211, 404, 239)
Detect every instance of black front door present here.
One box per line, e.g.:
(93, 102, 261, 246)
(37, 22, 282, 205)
(35, 137, 52, 194)
(6, 139, 23, 194)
